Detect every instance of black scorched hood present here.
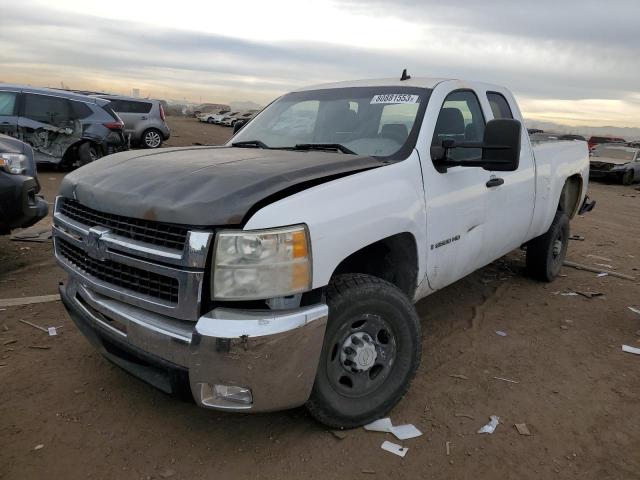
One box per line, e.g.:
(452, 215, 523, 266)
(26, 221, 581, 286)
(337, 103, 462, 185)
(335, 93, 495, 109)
(59, 146, 384, 226)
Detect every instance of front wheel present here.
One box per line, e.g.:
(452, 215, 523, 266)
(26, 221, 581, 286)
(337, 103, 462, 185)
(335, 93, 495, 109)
(622, 169, 634, 185)
(526, 211, 569, 282)
(306, 274, 421, 429)
(142, 128, 163, 148)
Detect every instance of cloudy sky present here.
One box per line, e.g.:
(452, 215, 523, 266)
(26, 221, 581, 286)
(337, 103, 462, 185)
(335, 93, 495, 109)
(2, 0, 638, 127)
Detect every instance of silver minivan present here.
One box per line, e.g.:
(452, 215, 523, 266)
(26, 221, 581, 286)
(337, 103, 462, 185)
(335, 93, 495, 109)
(96, 95, 171, 148)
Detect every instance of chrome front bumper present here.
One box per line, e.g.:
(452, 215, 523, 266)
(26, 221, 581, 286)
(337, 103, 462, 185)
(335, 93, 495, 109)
(60, 277, 328, 412)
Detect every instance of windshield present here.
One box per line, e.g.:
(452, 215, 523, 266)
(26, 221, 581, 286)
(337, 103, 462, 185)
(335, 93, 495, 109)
(593, 146, 637, 161)
(231, 86, 431, 158)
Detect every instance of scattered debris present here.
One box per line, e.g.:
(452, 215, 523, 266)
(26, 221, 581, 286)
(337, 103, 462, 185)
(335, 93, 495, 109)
(33, 444, 44, 451)
(454, 413, 475, 420)
(0, 294, 61, 308)
(48, 327, 58, 336)
(449, 374, 469, 380)
(596, 272, 608, 278)
(381, 441, 408, 458)
(514, 423, 531, 436)
(495, 330, 507, 337)
(493, 376, 519, 384)
(28, 345, 51, 350)
(330, 430, 348, 440)
(477, 415, 500, 434)
(446, 441, 451, 456)
(364, 418, 422, 440)
(10, 225, 52, 243)
(158, 468, 176, 478)
(19, 319, 48, 333)
(574, 291, 604, 299)
(361, 470, 376, 475)
(569, 234, 585, 241)
(629, 307, 640, 316)
(3, 339, 17, 345)
(563, 261, 635, 281)
(622, 345, 640, 355)
(560, 292, 579, 296)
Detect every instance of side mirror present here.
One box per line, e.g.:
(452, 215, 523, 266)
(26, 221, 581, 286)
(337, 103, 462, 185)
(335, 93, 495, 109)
(431, 119, 521, 172)
(233, 120, 247, 134)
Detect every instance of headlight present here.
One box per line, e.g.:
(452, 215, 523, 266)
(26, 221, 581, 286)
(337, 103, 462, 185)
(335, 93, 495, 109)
(0, 153, 28, 175)
(212, 224, 312, 300)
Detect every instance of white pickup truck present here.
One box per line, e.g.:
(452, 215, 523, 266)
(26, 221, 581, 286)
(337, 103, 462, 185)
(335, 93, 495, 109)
(53, 75, 593, 428)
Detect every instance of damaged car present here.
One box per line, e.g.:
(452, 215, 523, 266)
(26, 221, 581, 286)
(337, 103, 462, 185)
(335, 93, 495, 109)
(0, 85, 127, 168)
(589, 144, 640, 185)
(0, 134, 48, 234)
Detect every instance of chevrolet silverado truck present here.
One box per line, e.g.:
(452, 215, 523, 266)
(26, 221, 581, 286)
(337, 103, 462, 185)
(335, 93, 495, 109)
(53, 76, 593, 428)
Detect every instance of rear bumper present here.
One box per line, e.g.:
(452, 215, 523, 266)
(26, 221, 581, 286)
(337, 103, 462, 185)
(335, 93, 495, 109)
(59, 277, 328, 412)
(0, 173, 48, 231)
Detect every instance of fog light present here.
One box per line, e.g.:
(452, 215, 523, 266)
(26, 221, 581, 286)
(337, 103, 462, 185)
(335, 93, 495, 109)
(198, 383, 253, 409)
(214, 384, 253, 405)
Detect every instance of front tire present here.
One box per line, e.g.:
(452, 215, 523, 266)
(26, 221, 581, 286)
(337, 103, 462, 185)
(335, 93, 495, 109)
(526, 211, 569, 282)
(622, 169, 634, 185)
(306, 274, 421, 429)
(142, 128, 163, 149)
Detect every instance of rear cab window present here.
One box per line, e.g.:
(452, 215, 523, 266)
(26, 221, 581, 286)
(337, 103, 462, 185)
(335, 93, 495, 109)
(0, 91, 18, 116)
(487, 92, 513, 119)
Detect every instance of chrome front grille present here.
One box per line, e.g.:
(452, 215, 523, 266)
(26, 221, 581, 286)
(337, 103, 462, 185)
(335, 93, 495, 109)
(58, 238, 179, 302)
(53, 196, 213, 320)
(60, 198, 188, 251)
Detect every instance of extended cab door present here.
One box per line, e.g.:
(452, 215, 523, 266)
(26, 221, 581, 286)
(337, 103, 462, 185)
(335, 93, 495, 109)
(479, 90, 535, 259)
(420, 87, 491, 290)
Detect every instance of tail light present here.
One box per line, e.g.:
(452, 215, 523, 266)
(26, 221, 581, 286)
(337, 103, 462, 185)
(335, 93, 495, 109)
(103, 121, 124, 130)
(160, 104, 166, 121)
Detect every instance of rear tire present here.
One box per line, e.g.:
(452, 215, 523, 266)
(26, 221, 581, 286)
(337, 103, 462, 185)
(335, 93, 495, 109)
(77, 142, 101, 166)
(306, 274, 421, 429)
(526, 211, 569, 282)
(142, 128, 163, 149)
(622, 169, 634, 185)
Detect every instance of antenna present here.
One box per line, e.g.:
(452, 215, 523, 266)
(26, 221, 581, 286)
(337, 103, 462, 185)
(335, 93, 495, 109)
(400, 69, 411, 81)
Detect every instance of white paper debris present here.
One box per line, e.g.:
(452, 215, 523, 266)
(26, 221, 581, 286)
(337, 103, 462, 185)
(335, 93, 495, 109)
(390, 424, 422, 440)
(364, 418, 393, 433)
(622, 345, 640, 355)
(597, 272, 608, 277)
(48, 327, 57, 336)
(495, 330, 507, 337)
(477, 415, 500, 434)
(561, 292, 579, 296)
(381, 441, 408, 457)
(364, 418, 422, 440)
(629, 307, 640, 316)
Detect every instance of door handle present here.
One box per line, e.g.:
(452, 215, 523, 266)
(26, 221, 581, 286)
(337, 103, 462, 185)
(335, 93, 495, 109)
(486, 177, 504, 188)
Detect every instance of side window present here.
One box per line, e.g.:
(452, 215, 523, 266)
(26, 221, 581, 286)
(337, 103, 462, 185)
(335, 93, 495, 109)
(487, 92, 513, 119)
(432, 90, 485, 162)
(70, 101, 92, 119)
(23, 94, 72, 126)
(0, 92, 17, 116)
(128, 101, 153, 114)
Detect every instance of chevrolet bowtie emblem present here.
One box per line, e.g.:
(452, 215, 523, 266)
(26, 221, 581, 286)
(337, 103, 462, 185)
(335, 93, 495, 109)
(85, 226, 111, 261)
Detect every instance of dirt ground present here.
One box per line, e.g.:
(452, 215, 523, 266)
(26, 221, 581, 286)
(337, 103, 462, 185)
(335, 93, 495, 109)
(1, 116, 639, 480)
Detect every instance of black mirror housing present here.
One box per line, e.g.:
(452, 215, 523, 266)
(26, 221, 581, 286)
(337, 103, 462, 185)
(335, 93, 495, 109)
(481, 119, 521, 171)
(233, 120, 247, 134)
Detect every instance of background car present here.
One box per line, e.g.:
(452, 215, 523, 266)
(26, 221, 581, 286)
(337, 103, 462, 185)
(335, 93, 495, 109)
(0, 134, 48, 233)
(559, 134, 586, 141)
(587, 135, 625, 151)
(0, 85, 127, 167)
(96, 95, 170, 149)
(589, 144, 640, 185)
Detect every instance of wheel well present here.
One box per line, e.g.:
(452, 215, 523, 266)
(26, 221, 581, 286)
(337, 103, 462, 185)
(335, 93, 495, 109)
(331, 233, 418, 298)
(558, 175, 582, 218)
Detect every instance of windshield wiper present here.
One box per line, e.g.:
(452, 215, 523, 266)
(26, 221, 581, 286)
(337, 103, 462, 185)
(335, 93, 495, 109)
(231, 140, 269, 149)
(293, 143, 356, 154)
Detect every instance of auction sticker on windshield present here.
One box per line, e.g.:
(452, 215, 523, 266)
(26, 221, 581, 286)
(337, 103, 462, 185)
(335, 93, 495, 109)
(370, 94, 420, 104)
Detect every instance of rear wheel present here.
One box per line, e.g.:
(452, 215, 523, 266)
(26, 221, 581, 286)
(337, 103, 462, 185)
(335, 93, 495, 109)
(77, 142, 102, 165)
(526, 211, 569, 282)
(306, 274, 421, 428)
(622, 169, 634, 185)
(207, 118, 215, 124)
(142, 128, 163, 148)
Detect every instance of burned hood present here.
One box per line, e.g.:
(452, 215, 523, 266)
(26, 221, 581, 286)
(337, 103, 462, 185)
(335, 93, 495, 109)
(59, 146, 384, 226)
